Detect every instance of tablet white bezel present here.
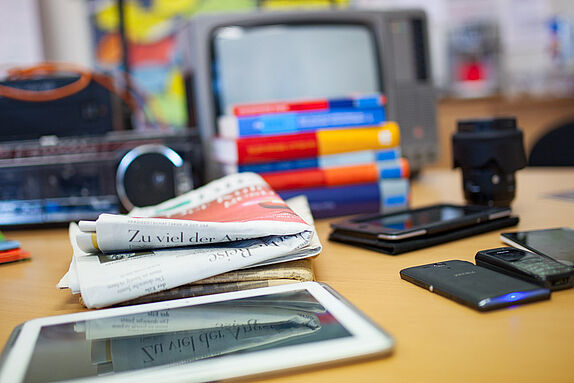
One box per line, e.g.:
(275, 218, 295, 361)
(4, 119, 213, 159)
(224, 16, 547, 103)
(0, 282, 394, 383)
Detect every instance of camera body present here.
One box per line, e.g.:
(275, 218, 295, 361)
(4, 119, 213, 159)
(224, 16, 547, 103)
(452, 117, 527, 207)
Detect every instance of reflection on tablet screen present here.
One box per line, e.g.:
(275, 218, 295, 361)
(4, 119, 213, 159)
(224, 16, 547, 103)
(23, 290, 351, 383)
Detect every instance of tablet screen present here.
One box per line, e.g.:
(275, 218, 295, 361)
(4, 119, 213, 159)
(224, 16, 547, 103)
(366, 205, 470, 231)
(22, 290, 351, 383)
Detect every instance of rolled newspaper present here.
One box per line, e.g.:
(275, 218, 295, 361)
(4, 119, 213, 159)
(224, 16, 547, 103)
(75, 173, 311, 254)
(58, 173, 321, 308)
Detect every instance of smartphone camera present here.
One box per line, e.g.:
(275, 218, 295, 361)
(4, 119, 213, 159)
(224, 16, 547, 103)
(452, 117, 527, 207)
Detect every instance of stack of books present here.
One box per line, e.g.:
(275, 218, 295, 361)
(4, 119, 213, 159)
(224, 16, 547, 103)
(214, 94, 410, 218)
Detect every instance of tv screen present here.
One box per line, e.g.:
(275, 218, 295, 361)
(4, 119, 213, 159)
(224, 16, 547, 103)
(185, 9, 438, 181)
(211, 24, 381, 115)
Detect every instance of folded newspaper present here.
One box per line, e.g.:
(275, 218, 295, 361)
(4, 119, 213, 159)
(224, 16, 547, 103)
(58, 173, 322, 308)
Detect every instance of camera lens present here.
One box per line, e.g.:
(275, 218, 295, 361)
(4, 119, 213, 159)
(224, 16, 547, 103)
(452, 117, 527, 207)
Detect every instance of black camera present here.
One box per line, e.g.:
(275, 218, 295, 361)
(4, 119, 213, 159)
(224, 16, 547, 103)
(452, 117, 527, 207)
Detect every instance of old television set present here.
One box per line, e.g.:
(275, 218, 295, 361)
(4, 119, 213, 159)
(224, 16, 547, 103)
(182, 9, 438, 181)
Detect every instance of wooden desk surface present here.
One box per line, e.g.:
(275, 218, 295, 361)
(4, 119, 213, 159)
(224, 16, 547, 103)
(1, 168, 573, 382)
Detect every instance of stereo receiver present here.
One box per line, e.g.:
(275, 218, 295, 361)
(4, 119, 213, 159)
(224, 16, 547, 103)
(0, 130, 203, 228)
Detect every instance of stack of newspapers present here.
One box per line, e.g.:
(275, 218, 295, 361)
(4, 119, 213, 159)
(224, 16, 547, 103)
(58, 173, 322, 309)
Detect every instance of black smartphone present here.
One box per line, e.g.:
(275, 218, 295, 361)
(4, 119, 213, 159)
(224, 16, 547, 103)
(500, 227, 574, 266)
(400, 260, 550, 311)
(331, 203, 512, 241)
(476, 247, 574, 290)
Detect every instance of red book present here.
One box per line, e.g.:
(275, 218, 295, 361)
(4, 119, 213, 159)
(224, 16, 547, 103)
(231, 94, 386, 117)
(233, 100, 329, 117)
(214, 132, 319, 165)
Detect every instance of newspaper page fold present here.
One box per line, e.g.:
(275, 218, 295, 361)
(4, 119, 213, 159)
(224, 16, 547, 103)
(57, 174, 321, 308)
(75, 173, 311, 254)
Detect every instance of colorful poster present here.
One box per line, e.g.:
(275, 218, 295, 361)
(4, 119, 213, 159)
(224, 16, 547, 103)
(89, 0, 350, 128)
(90, 0, 257, 128)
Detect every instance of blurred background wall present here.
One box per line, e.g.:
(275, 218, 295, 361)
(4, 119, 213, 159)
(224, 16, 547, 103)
(2, 0, 574, 167)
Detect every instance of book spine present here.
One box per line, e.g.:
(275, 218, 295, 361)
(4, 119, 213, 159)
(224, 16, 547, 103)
(237, 157, 321, 174)
(231, 94, 386, 117)
(235, 148, 402, 173)
(278, 179, 409, 218)
(233, 99, 329, 116)
(379, 178, 411, 210)
(279, 183, 382, 218)
(231, 132, 319, 165)
(329, 94, 387, 109)
(379, 157, 410, 179)
(316, 122, 399, 156)
(261, 164, 377, 191)
(226, 122, 400, 165)
(219, 106, 386, 138)
(373, 147, 402, 163)
(260, 159, 409, 191)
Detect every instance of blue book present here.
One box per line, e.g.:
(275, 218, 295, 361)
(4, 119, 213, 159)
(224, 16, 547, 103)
(0, 240, 20, 252)
(218, 106, 386, 138)
(224, 148, 402, 174)
(328, 94, 385, 109)
(278, 179, 409, 219)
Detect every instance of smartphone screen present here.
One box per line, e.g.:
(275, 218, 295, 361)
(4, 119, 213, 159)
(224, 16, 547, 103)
(501, 228, 574, 265)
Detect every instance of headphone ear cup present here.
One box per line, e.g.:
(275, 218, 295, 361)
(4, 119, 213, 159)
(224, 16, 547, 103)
(116, 144, 185, 211)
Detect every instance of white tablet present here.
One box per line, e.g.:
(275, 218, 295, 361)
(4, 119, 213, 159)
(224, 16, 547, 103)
(0, 282, 394, 383)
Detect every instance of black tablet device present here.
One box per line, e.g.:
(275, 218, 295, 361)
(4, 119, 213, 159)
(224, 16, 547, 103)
(331, 203, 512, 241)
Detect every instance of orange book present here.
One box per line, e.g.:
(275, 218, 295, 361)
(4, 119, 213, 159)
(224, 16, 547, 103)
(260, 158, 409, 191)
